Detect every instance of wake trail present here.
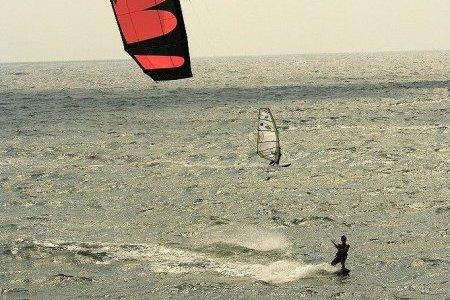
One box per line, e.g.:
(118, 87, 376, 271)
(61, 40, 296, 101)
(21, 240, 340, 283)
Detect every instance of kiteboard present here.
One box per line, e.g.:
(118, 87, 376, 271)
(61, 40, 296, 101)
(268, 163, 292, 168)
(336, 268, 350, 276)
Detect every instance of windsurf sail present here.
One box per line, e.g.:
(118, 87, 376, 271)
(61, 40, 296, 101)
(257, 108, 281, 164)
(110, 0, 192, 81)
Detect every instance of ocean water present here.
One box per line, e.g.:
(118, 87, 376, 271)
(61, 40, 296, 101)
(0, 52, 448, 299)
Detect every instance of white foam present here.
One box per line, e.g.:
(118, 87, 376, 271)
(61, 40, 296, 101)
(29, 240, 339, 283)
(208, 260, 339, 283)
(247, 261, 339, 283)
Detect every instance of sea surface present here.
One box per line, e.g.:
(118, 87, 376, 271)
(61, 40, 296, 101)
(0, 52, 449, 299)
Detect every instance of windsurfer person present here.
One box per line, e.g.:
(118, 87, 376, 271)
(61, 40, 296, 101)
(331, 235, 350, 270)
(268, 150, 281, 166)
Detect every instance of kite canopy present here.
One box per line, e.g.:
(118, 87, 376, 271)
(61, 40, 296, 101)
(111, 0, 192, 81)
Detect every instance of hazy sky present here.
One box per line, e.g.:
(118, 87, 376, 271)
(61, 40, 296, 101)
(0, 0, 449, 62)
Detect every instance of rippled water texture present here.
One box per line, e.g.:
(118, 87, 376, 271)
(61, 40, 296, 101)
(0, 52, 449, 299)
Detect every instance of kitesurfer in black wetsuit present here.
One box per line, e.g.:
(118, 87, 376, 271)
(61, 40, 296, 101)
(331, 235, 350, 270)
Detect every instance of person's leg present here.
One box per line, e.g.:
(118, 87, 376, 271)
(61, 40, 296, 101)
(331, 256, 340, 266)
(341, 256, 347, 269)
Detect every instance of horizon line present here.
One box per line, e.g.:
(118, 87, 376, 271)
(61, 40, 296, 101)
(0, 49, 448, 65)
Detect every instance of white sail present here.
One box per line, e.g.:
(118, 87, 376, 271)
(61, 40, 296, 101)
(257, 108, 281, 163)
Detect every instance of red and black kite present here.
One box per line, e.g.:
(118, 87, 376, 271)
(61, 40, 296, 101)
(111, 0, 192, 81)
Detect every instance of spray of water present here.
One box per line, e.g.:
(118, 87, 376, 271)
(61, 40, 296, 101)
(27, 238, 340, 284)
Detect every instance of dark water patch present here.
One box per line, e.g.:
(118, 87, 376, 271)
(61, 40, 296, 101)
(403, 116, 418, 122)
(420, 257, 447, 267)
(370, 116, 389, 121)
(0, 224, 19, 231)
(269, 209, 288, 226)
(194, 242, 286, 260)
(146, 161, 160, 167)
(195, 243, 252, 256)
(218, 153, 239, 161)
(342, 222, 353, 228)
(171, 282, 231, 295)
(85, 153, 109, 162)
(71, 249, 110, 262)
(24, 215, 50, 222)
(209, 216, 230, 226)
(178, 260, 209, 269)
(298, 117, 316, 123)
(118, 154, 142, 163)
(404, 190, 419, 198)
(173, 282, 196, 293)
(13, 241, 111, 263)
(291, 216, 334, 225)
(140, 207, 154, 213)
(375, 151, 401, 162)
(15, 185, 38, 199)
(62, 152, 77, 158)
(328, 115, 349, 121)
(0, 244, 13, 256)
(53, 273, 93, 283)
(435, 206, 449, 214)
(436, 126, 447, 134)
(331, 291, 346, 298)
(300, 288, 319, 297)
(326, 146, 357, 152)
(30, 171, 46, 180)
(386, 240, 399, 244)
(278, 120, 291, 130)
(379, 168, 393, 175)
(193, 198, 204, 204)
(184, 184, 199, 193)
(134, 132, 147, 136)
(15, 129, 34, 136)
(1, 287, 30, 297)
(118, 244, 143, 251)
(8, 79, 447, 107)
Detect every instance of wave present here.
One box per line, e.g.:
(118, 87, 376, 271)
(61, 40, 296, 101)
(191, 225, 292, 253)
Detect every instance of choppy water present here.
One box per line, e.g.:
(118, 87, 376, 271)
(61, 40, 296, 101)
(0, 52, 449, 299)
